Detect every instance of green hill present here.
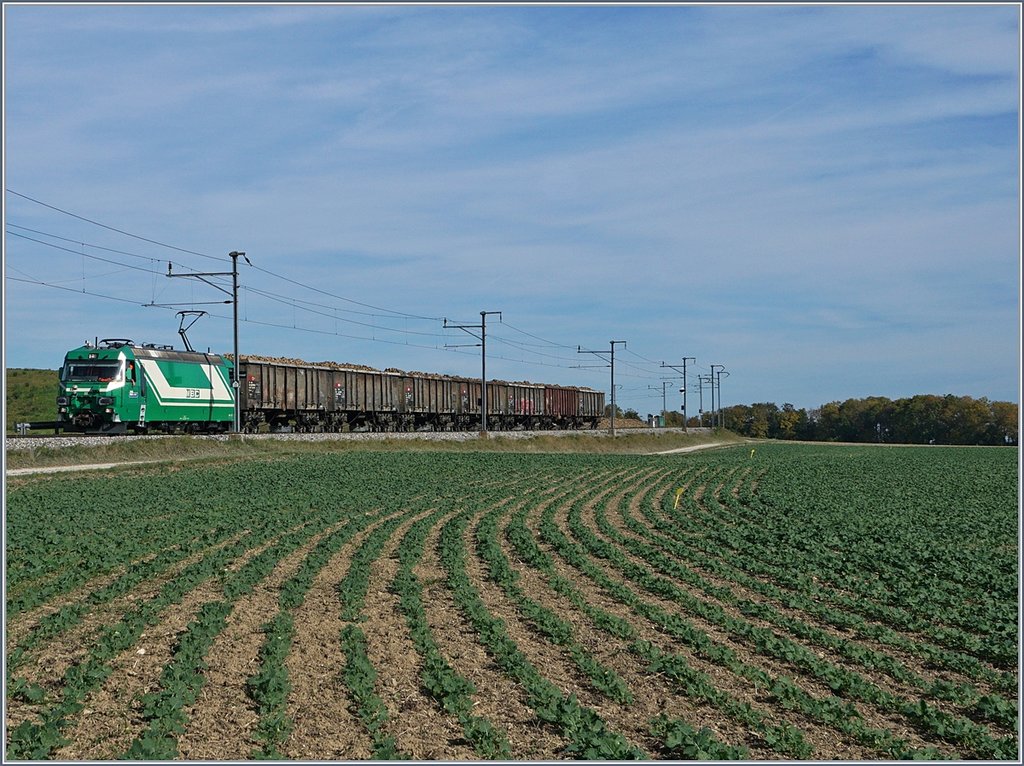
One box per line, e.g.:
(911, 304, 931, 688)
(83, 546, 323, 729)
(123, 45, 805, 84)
(5, 368, 59, 432)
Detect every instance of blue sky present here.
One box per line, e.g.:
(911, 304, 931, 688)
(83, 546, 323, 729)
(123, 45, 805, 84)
(3, 4, 1020, 415)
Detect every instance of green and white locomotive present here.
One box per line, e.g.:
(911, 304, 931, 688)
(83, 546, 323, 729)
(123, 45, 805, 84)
(57, 339, 234, 434)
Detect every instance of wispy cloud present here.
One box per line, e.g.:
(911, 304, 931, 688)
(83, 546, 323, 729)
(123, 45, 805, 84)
(4, 4, 1019, 408)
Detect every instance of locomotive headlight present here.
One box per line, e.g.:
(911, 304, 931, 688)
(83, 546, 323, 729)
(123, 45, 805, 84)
(56, 396, 69, 405)
(98, 397, 114, 405)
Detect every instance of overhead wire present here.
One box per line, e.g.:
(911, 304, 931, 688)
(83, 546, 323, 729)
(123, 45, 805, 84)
(8, 189, 445, 322)
(243, 286, 448, 340)
(498, 320, 577, 350)
(6, 275, 176, 309)
(2, 193, 575, 350)
(4, 220, 441, 342)
(6, 261, 137, 286)
(246, 262, 443, 323)
(5, 223, 236, 300)
(3, 232, 587, 373)
(6, 191, 688, 395)
(6, 223, 177, 264)
(6, 189, 224, 262)
(6, 230, 170, 279)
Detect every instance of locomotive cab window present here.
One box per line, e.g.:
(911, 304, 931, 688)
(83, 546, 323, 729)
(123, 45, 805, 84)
(61, 361, 123, 383)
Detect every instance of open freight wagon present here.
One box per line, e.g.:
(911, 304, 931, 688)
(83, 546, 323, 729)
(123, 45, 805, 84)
(238, 357, 603, 432)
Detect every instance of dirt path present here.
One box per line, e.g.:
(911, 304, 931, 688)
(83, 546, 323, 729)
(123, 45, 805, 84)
(650, 440, 746, 455)
(6, 439, 744, 477)
(6, 460, 169, 476)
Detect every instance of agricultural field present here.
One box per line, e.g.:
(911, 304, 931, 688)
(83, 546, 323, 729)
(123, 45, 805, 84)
(4, 442, 1019, 760)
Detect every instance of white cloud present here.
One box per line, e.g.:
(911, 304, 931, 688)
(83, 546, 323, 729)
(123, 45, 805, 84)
(4, 4, 1018, 411)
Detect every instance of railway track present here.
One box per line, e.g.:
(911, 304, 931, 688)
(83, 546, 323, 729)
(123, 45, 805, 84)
(5, 428, 702, 459)
(5, 428, 668, 452)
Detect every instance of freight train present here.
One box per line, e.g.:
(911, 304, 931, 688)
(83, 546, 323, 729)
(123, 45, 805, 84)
(55, 339, 604, 434)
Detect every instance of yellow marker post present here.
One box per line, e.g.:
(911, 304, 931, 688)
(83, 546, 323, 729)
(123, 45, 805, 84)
(750, 448, 756, 458)
(673, 487, 684, 510)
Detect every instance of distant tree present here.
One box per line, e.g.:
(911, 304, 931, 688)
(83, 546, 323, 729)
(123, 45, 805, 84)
(776, 403, 801, 440)
(623, 408, 640, 421)
(816, 402, 842, 441)
(891, 394, 946, 444)
(989, 401, 1019, 445)
(793, 407, 815, 440)
(663, 411, 686, 427)
(748, 403, 778, 439)
(721, 404, 749, 433)
(945, 396, 990, 444)
(731, 394, 1018, 446)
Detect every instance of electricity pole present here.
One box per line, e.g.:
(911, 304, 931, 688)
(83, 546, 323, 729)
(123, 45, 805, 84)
(444, 311, 501, 432)
(648, 381, 671, 424)
(710, 364, 726, 429)
(578, 340, 626, 435)
(661, 356, 695, 431)
(681, 356, 695, 430)
(167, 250, 249, 432)
(697, 374, 712, 427)
(716, 369, 730, 429)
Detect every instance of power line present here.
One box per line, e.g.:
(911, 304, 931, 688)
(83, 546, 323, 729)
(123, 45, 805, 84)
(7, 223, 172, 264)
(243, 286, 448, 340)
(6, 223, 235, 297)
(246, 262, 443, 322)
(7, 192, 657, 377)
(242, 284, 443, 326)
(7, 261, 138, 286)
(7, 271, 656, 414)
(499, 320, 576, 349)
(7, 192, 683, 400)
(5, 274, 175, 309)
(2, 270, 557, 369)
(486, 333, 582, 365)
(240, 315, 452, 352)
(6, 230, 168, 278)
(6, 189, 224, 262)
(8, 260, 671, 384)
(622, 346, 662, 367)
(6, 212, 448, 338)
(6, 265, 614, 375)
(7, 189, 442, 322)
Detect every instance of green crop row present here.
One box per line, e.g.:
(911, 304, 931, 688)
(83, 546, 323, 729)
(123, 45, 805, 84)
(666, 472, 1016, 692)
(725, 447, 1017, 657)
(5, 446, 1016, 760)
(393, 509, 512, 759)
(439, 507, 648, 760)
(627, 474, 1019, 730)
(566, 480, 1017, 760)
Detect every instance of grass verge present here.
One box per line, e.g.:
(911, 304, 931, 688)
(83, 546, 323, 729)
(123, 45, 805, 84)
(4, 429, 746, 471)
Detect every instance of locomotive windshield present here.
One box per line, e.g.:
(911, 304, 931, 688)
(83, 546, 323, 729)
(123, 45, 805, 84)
(61, 360, 123, 383)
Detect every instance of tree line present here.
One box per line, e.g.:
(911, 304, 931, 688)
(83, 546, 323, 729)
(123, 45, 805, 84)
(708, 394, 1018, 446)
